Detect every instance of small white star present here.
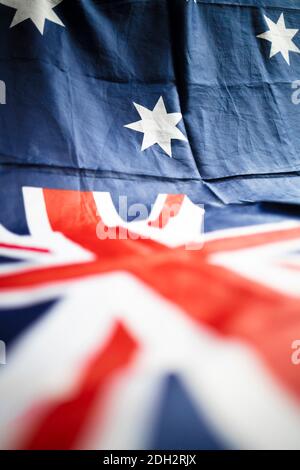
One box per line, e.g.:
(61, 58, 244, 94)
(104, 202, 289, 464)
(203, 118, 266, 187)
(125, 96, 187, 158)
(0, 0, 64, 35)
(257, 13, 300, 65)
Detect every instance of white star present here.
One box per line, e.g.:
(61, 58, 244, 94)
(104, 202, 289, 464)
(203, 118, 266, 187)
(0, 0, 64, 35)
(125, 96, 187, 158)
(257, 13, 300, 65)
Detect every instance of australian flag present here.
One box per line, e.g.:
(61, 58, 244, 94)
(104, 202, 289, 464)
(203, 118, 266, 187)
(0, 0, 300, 451)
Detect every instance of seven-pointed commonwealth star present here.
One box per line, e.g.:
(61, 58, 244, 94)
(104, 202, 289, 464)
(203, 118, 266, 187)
(257, 13, 300, 65)
(125, 96, 187, 158)
(0, 0, 64, 35)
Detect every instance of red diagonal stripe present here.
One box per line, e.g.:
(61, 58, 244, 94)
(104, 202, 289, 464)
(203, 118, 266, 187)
(43, 188, 163, 259)
(20, 321, 138, 450)
(0, 243, 50, 254)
